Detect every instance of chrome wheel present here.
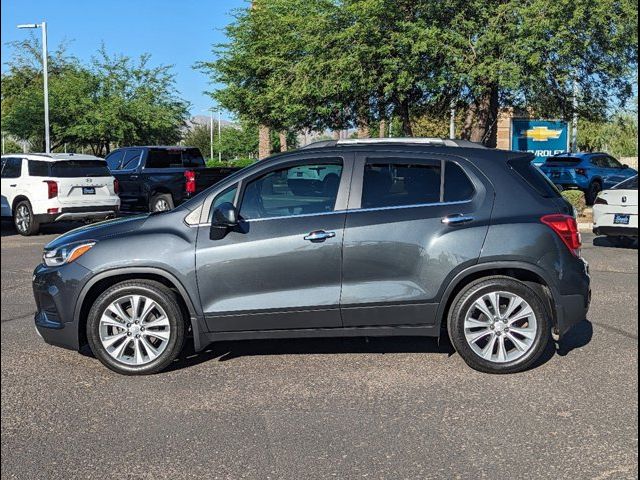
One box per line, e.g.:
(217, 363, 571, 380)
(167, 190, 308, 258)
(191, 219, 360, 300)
(153, 199, 171, 212)
(15, 204, 30, 232)
(99, 295, 171, 366)
(464, 291, 538, 363)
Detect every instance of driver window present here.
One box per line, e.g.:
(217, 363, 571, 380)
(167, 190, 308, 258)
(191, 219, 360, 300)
(240, 160, 343, 220)
(605, 156, 623, 169)
(210, 185, 238, 219)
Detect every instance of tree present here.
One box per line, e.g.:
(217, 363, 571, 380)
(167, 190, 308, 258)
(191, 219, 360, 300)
(201, 0, 637, 146)
(1, 38, 190, 155)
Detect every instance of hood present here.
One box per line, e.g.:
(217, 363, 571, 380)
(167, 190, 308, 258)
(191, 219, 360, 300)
(45, 214, 149, 250)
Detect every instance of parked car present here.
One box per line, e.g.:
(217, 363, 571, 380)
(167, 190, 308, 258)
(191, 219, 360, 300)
(33, 138, 591, 375)
(1, 153, 120, 236)
(539, 152, 637, 205)
(105, 146, 240, 212)
(593, 175, 638, 244)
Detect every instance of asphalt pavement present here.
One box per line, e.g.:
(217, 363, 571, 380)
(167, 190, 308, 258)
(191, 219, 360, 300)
(1, 220, 638, 479)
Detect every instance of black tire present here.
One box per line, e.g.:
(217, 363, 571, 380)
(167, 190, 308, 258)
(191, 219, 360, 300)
(447, 276, 550, 374)
(149, 193, 174, 212)
(13, 200, 40, 236)
(86, 280, 185, 375)
(585, 181, 602, 205)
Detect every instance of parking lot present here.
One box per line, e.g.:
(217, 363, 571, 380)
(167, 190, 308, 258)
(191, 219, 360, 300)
(1, 221, 637, 479)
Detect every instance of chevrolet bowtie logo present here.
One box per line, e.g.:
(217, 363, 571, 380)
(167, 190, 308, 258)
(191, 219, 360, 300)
(522, 126, 563, 142)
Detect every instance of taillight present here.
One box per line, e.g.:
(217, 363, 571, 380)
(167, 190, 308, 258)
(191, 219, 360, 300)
(113, 178, 120, 195)
(184, 170, 196, 194)
(594, 196, 608, 205)
(541, 214, 582, 257)
(44, 180, 58, 199)
(574, 168, 587, 176)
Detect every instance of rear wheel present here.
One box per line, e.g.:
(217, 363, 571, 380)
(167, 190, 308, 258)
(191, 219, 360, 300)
(86, 280, 185, 375)
(13, 200, 40, 236)
(447, 276, 550, 374)
(150, 193, 174, 212)
(585, 181, 602, 205)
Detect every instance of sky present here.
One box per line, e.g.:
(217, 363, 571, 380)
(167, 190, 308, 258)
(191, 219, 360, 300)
(0, 0, 248, 119)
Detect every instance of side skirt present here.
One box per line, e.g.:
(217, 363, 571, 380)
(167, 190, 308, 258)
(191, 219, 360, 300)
(198, 324, 440, 350)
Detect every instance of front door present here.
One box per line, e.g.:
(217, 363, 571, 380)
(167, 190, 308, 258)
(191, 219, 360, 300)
(340, 153, 494, 327)
(195, 154, 352, 332)
(112, 148, 144, 210)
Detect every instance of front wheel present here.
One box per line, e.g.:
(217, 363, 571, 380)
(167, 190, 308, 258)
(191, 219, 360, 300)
(447, 276, 550, 374)
(86, 280, 185, 375)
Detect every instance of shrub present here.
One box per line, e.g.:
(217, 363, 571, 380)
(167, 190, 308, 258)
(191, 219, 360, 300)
(562, 190, 587, 216)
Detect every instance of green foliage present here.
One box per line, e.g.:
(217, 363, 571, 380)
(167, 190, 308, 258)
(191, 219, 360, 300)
(578, 110, 638, 157)
(562, 190, 587, 215)
(1, 136, 23, 154)
(1, 38, 189, 155)
(183, 121, 261, 162)
(200, 0, 638, 144)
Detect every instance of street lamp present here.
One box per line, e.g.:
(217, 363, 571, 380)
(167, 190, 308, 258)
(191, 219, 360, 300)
(17, 22, 50, 154)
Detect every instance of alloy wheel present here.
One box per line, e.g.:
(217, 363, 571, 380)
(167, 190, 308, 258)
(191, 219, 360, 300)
(154, 199, 171, 212)
(15, 204, 30, 233)
(463, 291, 538, 363)
(99, 294, 171, 366)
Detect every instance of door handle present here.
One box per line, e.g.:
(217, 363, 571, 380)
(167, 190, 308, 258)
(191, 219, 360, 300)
(129, 175, 139, 179)
(9, 184, 17, 187)
(442, 214, 474, 225)
(304, 230, 336, 242)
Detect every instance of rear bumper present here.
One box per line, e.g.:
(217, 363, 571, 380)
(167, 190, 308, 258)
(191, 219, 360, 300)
(34, 205, 119, 224)
(553, 258, 591, 337)
(593, 226, 638, 237)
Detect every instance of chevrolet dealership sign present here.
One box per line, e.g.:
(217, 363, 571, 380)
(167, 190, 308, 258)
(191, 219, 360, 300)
(511, 119, 569, 164)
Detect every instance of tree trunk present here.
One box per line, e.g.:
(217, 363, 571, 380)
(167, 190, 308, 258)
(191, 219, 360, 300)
(399, 99, 413, 137)
(258, 124, 270, 159)
(379, 120, 387, 138)
(279, 131, 288, 152)
(357, 121, 370, 139)
(462, 85, 499, 147)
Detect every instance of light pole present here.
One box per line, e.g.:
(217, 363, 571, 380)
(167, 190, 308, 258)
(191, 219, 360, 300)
(217, 108, 222, 163)
(17, 22, 50, 154)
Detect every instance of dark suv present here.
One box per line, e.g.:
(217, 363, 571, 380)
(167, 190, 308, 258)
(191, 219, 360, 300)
(33, 139, 591, 375)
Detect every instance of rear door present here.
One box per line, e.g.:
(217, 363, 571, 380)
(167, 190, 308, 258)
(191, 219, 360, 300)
(51, 160, 115, 206)
(340, 152, 494, 327)
(195, 152, 352, 332)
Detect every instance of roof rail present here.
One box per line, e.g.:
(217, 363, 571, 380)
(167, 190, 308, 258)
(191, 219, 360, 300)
(299, 137, 486, 150)
(336, 137, 486, 148)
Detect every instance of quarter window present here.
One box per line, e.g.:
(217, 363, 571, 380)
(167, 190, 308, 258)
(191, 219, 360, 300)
(361, 161, 441, 209)
(240, 161, 343, 220)
(444, 162, 475, 202)
(28, 160, 50, 177)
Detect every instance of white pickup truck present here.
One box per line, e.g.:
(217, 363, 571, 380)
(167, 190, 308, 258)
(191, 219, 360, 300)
(1, 153, 120, 236)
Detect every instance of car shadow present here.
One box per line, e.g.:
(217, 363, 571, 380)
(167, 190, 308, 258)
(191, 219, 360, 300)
(165, 335, 456, 372)
(593, 235, 638, 249)
(166, 321, 594, 373)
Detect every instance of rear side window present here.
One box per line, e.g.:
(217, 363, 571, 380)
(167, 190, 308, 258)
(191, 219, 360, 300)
(50, 160, 111, 178)
(444, 162, 475, 202)
(509, 158, 561, 198)
(182, 148, 205, 168)
(146, 149, 183, 169)
(362, 161, 441, 208)
(28, 160, 50, 177)
(613, 176, 638, 190)
(1, 158, 22, 178)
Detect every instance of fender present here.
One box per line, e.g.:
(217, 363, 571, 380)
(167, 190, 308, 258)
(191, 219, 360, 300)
(73, 266, 206, 351)
(434, 260, 561, 329)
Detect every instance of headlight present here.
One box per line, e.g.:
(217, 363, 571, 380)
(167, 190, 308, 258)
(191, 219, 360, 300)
(43, 241, 96, 267)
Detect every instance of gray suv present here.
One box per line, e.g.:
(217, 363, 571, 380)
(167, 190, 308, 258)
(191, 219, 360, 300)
(33, 139, 591, 375)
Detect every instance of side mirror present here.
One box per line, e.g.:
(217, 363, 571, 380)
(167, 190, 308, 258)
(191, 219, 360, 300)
(210, 202, 239, 240)
(622, 164, 630, 169)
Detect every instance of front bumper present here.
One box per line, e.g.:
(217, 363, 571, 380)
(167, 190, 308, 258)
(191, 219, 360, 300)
(32, 262, 92, 350)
